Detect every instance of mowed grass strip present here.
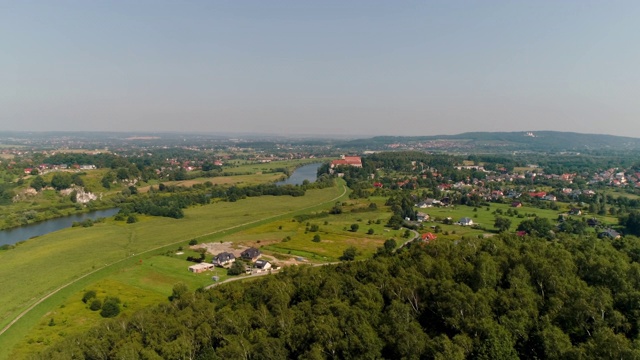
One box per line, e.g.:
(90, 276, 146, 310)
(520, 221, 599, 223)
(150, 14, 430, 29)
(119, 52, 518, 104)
(0, 182, 346, 357)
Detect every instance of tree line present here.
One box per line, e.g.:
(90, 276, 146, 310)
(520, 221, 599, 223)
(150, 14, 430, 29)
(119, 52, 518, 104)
(37, 232, 640, 359)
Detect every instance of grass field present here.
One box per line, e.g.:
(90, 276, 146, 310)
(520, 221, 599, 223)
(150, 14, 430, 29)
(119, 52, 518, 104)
(420, 201, 617, 241)
(231, 199, 406, 261)
(137, 173, 285, 193)
(0, 181, 348, 359)
(222, 158, 327, 175)
(10, 252, 226, 359)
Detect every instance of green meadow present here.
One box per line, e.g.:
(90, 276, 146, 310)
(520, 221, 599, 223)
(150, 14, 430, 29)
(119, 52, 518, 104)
(222, 158, 325, 175)
(0, 181, 348, 359)
(419, 201, 617, 241)
(230, 198, 407, 261)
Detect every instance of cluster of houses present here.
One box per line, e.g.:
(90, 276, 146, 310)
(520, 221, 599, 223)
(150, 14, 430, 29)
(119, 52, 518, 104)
(188, 247, 275, 275)
(22, 163, 96, 175)
(590, 168, 640, 188)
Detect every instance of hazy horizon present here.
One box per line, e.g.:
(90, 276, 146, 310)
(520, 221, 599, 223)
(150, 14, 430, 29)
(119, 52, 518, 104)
(3, 1, 640, 137)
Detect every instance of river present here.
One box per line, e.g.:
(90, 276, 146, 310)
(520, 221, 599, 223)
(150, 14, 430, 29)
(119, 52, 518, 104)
(0, 164, 322, 246)
(276, 163, 321, 186)
(0, 208, 120, 246)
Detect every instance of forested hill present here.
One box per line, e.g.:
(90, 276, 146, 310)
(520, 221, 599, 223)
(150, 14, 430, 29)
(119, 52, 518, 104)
(38, 234, 640, 359)
(342, 131, 640, 152)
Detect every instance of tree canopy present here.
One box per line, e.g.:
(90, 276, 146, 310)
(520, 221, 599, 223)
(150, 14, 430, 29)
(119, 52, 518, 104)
(37, 233, 640, 359)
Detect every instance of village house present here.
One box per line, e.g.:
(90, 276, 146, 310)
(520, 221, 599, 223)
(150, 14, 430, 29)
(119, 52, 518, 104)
(212, 252, 236, 267)
(598, 228, 621, 239)
(458, 217, 474, 226)
(240, 247, 261, 261)
(254, 259, 272, 270)
(421, 232, 437, 243)
(416, 212, 430, 222)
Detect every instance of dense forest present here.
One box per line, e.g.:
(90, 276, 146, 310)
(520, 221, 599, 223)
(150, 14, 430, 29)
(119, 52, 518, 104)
(38, 233, 640, 359)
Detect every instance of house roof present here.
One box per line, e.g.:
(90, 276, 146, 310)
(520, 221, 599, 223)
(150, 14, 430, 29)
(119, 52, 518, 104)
(214, 252, 235, 261)
(241, 247, 260, 258)
(421, 232, 437, 241)
(254, 259, 270, 269)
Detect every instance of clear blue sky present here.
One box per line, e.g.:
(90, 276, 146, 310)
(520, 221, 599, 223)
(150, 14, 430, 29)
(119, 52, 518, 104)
(2, 1, 639, 137)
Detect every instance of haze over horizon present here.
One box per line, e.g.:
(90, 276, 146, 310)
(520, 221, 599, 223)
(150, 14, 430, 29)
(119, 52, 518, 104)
(2, 1, 640, 137)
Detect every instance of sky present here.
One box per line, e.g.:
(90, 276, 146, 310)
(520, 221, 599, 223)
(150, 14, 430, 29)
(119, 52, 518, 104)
(2, 1, 640, 137)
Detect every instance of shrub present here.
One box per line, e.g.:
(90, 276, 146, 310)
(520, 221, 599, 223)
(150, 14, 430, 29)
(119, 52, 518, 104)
(189, 239, 198, 246)
(227, 260, 245, 276)
(82, 290, 97, 304)
(340, 246, 357, 261)
(100, 297, 121, 318)
(89, 299, 102, 311)
(312, 234, 321, 242)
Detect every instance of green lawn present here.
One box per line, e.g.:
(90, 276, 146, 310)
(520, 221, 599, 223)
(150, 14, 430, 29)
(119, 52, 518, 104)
(0, 181, 348, 359)
(9, 252, 227, 359)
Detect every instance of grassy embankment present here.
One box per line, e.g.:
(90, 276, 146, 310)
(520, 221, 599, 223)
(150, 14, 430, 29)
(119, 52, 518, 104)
(0, 180, 347, 359)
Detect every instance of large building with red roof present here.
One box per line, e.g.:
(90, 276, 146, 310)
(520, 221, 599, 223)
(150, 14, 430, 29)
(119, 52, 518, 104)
(330, 156, 362, 168)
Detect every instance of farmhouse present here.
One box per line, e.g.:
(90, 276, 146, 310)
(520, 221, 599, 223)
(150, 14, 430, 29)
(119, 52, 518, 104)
(598, 229, 621, 239)
(254, 259, 272, 270)
(241, 247, 261, 261)
(416, 212, 430, 222)
(188, 262, 214, 273)
(458, 217, 474, 226)
(212, 252, 236, 267)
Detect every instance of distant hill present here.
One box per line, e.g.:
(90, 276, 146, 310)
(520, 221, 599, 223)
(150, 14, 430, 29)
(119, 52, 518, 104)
(341, 131, 640, 152)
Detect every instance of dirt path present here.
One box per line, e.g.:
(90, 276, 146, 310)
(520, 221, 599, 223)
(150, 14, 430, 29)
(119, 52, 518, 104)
(0, 184, 347, 338)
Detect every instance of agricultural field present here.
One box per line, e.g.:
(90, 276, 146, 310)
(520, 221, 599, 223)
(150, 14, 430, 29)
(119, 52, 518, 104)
(137, 173, 285, 193)
(222, 158, 326, 175)
(228, 199, 407, 261)
(0, 181, 348, 359)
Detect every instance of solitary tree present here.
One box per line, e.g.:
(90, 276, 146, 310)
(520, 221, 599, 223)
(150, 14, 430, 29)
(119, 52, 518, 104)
(350, 224, 360, 232)
(340, 246, 357, 261)
(494, 216, 512, 233)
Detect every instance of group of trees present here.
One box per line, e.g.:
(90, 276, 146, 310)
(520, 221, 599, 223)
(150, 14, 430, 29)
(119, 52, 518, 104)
(30, 172, 84, 191)
(39, 233, 640, 359)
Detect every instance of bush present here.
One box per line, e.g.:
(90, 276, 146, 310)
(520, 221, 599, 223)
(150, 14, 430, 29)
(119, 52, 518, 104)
(350, 224, 359, 232)
(100, 297, 121, 318)
(127, 215, 137, 224)
(312, 234, 321, 242)
(82, 290, 97, 304)
(227, 260, 246, 276)
(89, 299, 102, 311)
(340, 246, 357, 261)
(367, 228, 375, 235)
(189, 239, 198, 246)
